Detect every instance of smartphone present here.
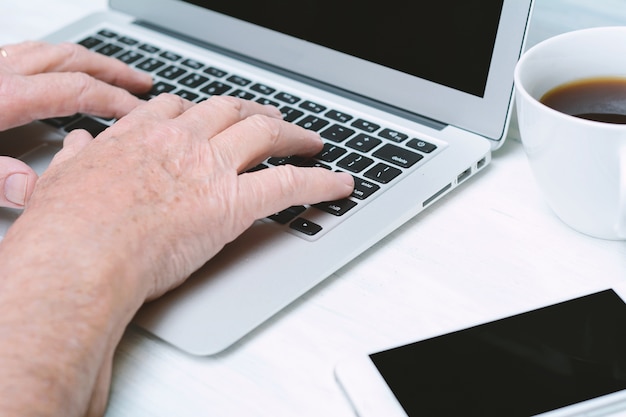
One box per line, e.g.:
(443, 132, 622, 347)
(335, 289, 626, 417)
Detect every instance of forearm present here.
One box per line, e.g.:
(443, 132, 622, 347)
(0, 211, 145, 417)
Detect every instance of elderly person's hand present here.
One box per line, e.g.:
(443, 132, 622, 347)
(0, 41, 151, 208)
(0, 94, 354, 417)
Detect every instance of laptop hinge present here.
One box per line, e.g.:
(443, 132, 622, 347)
(133, 19, 447, 132)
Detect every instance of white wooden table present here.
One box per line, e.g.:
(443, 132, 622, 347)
(2, 1, 626, 416)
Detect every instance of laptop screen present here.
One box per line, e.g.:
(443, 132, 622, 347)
(113, 0, 532, 142)
(183, 1, 503, 98)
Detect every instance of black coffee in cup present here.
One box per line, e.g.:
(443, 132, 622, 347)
(540, 77, 626, 124)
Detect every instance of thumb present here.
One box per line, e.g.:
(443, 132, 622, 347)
(0, 156, 38, 208)
(49, 128, 94, 167)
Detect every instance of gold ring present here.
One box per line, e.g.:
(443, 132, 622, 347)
(0, 48, 7, 58)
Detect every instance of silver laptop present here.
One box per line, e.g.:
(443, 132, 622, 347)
(0, 0, 533, 355)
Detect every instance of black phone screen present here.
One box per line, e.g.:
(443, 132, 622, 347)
(370, 290, 626, 416)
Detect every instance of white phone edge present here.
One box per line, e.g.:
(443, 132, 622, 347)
(334, 283, 626, 417)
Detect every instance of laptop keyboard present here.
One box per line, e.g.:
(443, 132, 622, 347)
(44, 28, 441, 241)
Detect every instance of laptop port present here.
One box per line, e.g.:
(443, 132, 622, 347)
(457, 167, 472, 184)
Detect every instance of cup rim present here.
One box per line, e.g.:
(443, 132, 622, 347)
(513, 26, 626, 130)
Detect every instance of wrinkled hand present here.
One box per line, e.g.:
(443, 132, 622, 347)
(29, 93, 354, 298)
(9, 94, 353, 416)
(0, 41, 152, 208)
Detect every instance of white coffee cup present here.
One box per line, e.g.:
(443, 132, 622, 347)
(514, 26, 626, 240)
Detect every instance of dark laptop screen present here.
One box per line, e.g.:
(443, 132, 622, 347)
(182, 1, 504, 97)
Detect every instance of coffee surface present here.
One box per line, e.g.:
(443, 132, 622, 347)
(540, 77, 626, 124)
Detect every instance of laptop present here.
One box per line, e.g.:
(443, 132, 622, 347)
(0, 0, 534, 355)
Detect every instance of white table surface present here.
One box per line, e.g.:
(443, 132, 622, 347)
(2, 1, 626, 416)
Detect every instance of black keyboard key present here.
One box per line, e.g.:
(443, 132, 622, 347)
(297, 159, 332, 170)
(289, 218, 322, 236)
(137, 58, 166, 72)
(326, 110, 353, 123)
(118, 36, 138, 46)
(267, 155, 305, 166)
(97, 29, 117, 38)
(157, 65, 187, 80)
(200, 81, 232, 96)
(379, 128, 409, 143)
(175, 90, 199, 101)
(150, 81, 177, 95)
(352, 177, 380, 200)
(364, 163, 402, 184)
(78, 36, 102, 49)
(204, 67, 227, 78)
(373, 144, 423, 168)
(269, 206, 307, 224)
(299, 100, 326, 113)
(246, 163, 268, 173)
(230, 89, 255, 100)
(296, 115, 329, 132)
(351, 118, 380, 133)
(280, 106, 304, 122)
(313, 198, 357, 216)
(117, 50, 144, 64)
(275, 92, 301, 104)
(227, 75, 251, 86)
(181, 59, 204, 70)
(406, 138, 437, 153)
(160, 51, 181, 61)
(256, 98, 280, 107)
(346, 133, 382, 152)
(316, 143, 347, 162)
(251, 83, 276, 95)
(320, 124, 355, 143)
(178, 73, 209, 88)
(64, 117, 109, 137)
(96, 43, 123, 57)
(337, 153, 374, 173)
(139, 44, 160, 54)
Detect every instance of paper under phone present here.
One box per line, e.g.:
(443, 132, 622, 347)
(368, 290, 626, 416)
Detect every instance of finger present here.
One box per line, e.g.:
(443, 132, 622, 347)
(48, 129, 94, 168)
(1, 41, 152, 94)
(239, 166, 354, 218)
(113, 93, 194, 127)
(208, 110, 324, 172)
(0, 156, 38, 208)
(177, 96, 283, 138)
(2, 73, 145, 127)
(85, 355, 113, 417)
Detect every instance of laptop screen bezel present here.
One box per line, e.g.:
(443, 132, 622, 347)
(110, 0, 533, 145)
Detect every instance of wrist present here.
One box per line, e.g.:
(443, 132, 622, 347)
(0, 209, 145, 415)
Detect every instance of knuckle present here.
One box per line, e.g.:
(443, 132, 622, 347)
(153, 92, 187, 107)
(69, 73, 96, 102)
(56, 42, 86, 61)
(205, 95, 243, 115)
(23, 40, 46, 51)
(159, 119, 187, 140)
(246, 113, 282, 143)
(73, 72, 99, 97)
(208, 94, 242, 107)
(274, 164, 301, 195)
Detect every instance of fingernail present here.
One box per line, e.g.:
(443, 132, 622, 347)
(310, 131, 323, 143)
(337, 172, 355, 188)
(5, 173, 28, 206)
